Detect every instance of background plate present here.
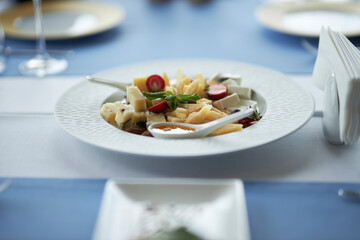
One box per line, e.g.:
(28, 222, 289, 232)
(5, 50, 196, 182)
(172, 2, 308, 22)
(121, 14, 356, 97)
(55, 59, 314, 157)
(0, 1, 125, 40)
(93, 179, 250, 240)
(256, 2, 360, 37)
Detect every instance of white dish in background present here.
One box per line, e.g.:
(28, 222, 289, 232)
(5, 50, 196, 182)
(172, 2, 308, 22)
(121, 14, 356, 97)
(55, 59, 314, 157)
(0, 1, 125, 40)
(256, 2, 360, 37)
(93, 179, 250, 240)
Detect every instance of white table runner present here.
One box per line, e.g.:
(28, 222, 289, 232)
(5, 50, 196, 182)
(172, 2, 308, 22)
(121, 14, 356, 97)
(1, 75, 359, 181)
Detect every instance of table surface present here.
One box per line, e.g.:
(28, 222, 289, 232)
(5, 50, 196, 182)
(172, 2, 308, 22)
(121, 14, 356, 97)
(1, 0, 360, 239)
(1, 178, 360, 240)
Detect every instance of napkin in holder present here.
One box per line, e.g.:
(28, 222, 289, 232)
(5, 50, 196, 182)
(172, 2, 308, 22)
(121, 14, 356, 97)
(313, 27, 360, 145)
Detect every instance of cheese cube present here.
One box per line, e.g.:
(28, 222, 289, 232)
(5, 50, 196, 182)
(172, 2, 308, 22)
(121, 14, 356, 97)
(207, 73, 242, 85)
(220, 79, 238, 87)
(212, 93, 241, 110)
(115, 104, 134, 127)
(100, 102, 123, 127)
(239, 99, 257, 109)
(133, 76, 149, 93)
(222, 74, 242, 85)
(131, 111, 147, 125)
(228, 85, 252, 99)
(147, 112, 166, 125)
(126, 86, 147, 112)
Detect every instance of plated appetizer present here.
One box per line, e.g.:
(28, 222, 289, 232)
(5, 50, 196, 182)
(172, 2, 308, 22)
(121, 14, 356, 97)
(100, 69, 261, 137)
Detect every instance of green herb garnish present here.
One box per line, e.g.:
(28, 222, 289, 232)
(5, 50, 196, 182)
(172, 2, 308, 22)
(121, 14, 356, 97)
(143, 91, 201, 110)
(249, 108, 262, 121)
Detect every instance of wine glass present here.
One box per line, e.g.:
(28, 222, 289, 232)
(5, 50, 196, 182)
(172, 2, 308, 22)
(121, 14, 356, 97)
(18, 0, 67, 77)
(0, 22, 6, 74)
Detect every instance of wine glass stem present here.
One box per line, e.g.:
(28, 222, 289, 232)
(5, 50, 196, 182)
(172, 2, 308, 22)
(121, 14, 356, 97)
(33, 0, 47, 57)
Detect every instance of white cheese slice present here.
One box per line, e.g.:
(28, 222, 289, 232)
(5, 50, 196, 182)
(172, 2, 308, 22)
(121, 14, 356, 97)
(239, 99, 257, 109)
(228, 99, 258, 113)
(228, 85, 252, 99)
(208, 72, 242, 86)
(212, 93, 241, 110)
(220, 79, 239, 87)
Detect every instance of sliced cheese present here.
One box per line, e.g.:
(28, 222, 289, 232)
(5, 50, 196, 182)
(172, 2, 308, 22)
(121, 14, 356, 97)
(212, 93, 241, 110)
(126, 86, 147, 112)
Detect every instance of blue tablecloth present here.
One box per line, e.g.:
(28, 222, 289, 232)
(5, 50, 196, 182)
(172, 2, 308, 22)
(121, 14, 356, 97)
(0, 178, 359, 240)
(3, 0, 360, 76)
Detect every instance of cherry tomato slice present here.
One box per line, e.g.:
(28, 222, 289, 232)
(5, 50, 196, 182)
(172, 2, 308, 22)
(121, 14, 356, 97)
(208, 84, 228, 100)
(238, 117, 253, 125)
(148, 101, 168, 113)
(146, 75, 165, 92)
(238, 117, 258, 128)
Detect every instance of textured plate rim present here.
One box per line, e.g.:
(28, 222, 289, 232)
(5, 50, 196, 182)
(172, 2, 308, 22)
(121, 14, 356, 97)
(0, 1, 125, 40)
(255, 2, 360, 38)
(55, 59, 314, 158)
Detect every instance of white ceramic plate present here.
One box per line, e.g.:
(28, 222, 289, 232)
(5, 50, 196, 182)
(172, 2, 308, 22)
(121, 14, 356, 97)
(256, 2, 360, 37)
(93, 178, 250, 240)
(55, 59, 314, 157)
(0, 1, 125, 40)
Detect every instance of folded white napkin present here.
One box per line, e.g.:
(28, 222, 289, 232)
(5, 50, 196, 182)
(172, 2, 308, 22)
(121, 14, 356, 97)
(313, 27, 360, 145)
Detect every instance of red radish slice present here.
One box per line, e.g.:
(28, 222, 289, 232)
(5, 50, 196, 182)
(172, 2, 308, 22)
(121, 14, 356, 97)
(148, 101, 168, 113)
(208, 84, 228, 100)
(146, 75, 165, 92)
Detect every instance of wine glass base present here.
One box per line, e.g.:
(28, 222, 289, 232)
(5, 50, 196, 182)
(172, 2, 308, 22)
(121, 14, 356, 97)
(19, 55, 68, 77)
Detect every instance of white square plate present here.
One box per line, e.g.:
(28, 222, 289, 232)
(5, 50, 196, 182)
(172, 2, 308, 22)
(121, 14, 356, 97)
(93, 179, 250, 240)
